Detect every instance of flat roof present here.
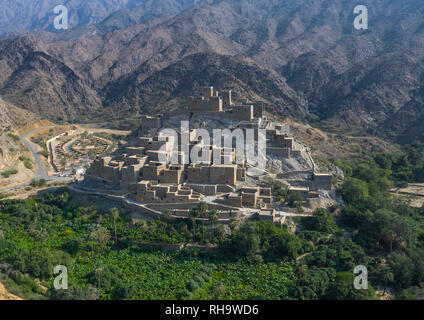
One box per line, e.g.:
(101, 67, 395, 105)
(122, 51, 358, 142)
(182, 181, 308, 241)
(288, 186, 309, 191)
(211, 164, 237, 168)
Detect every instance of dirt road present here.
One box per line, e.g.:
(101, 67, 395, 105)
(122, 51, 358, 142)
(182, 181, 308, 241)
(0, 126, 71, 192)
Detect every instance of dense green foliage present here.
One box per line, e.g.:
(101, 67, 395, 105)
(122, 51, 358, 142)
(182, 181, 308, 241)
(1, 144, 423, 300)
(373, 142, 424, 186)
(0, 194, 297, 300)
(336, 148, 424, 299)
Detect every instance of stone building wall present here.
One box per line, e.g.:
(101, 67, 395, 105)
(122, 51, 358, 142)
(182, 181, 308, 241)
(141, 115, 163, 132)
(222, 90, 232, 107)
(267, 147, 291, 159)
(275, 134, 294, 149)
(210, 165, 237, 185)
(311, 173, 333, 190)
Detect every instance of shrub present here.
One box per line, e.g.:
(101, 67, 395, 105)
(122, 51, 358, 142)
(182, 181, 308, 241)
(30, 179, 47, 188)
(7, 133, 19, 142)
(23, 159, 33, 169)
(286, 192, 304, 207)
(1, 168, 18, 178)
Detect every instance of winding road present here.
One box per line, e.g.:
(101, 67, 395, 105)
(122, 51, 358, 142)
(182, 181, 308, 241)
(0, 126, 71, 192)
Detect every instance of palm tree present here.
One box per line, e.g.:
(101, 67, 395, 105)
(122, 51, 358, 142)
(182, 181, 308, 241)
(88, 226, 110, 253)
(97, 228, 110, 248)
(295, 264, 307, 282)
(163, 209, 172, 222)
(95, 267, 103, 289)
(383, 270, 394, 295)
(198, 202, 209, 240)
(229, 218, 238, 233)
(110, 208, 119, 245)
(208, 210, 219, 241)
(198, 202, 209, 217)
(189, 207, 200, 238)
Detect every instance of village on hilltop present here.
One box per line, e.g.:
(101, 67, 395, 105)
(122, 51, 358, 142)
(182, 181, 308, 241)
(79, 86, 336, 229)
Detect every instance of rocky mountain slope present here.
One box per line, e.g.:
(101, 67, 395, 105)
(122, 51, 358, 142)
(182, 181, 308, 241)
(0, 0, 203, 38)
(102, 53, 306, 117)
(0, 96, 43, 131)
(0, 96, 44, 188)
(0, 37, 100, 120)
(0, 0, 133, 35)
(0, 0, 423, 143)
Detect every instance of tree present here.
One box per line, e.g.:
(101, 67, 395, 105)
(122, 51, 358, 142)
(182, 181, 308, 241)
(88, 226, 110, 253)
(374, 153, 392, 170)
(110, 208, 120, 245)
(387, 252, 416, 289)
(286, 192, 304, 208)
(313, 208, 337, 234)
(209, 210, 219, 228)
(266, 178, 288, 201)
(189, 202, 209, 240)
(198, 202, 209, 217)
(325, 272, 376, 300)
(48, 284, 98, 300)
(382, 270, 394, 295)
(30, 179, 47, 188)
(396, 288, 419, 300)
(361, 209, 417, 252)
(189, 207, 200, 237)
(232, 223, 260, 257)
(64, 238, 82, 255)
(114, 283, 137, 299)
(95, 267, 103, 289)
(163, 209, 172, 221)
(229, 218, 239, 233)
(340, 178, 369, 206)
(208, 210, 219, 240)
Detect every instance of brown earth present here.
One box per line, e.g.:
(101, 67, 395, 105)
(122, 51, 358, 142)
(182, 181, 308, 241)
(0, 282, 23, 300)
(0, 97, 43, 188)
(287, 119, 399, 165)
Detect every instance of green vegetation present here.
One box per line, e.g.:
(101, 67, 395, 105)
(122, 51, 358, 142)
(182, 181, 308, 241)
(373, 141, 424, 186)
(24, 160, 33, 170)
(7, 133, 19, 142)
(300, 208, 338, 235)
(0, 269, 45, 300)
(265, 178, 305, 209)
(0, 194, 297, 300)
(305, 114, 321, 126)
(1, 144, 423, 300)
(334, 146, 424, 299)
(19, 156, 33, 170)
(286, 192, 304, 208)
(30, 179, 47, 188)
(38, 149, 50, 158)
(30, 136, 45, 148)
(265, 177, 288, 202)
(1, 168, 18, 178)
(31, 136, 50, 159)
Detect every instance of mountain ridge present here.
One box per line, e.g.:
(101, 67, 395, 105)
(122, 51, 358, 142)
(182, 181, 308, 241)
(0, 0, 423, 143)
